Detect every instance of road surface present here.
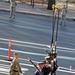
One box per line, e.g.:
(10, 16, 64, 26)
(0, 11, 75, 75)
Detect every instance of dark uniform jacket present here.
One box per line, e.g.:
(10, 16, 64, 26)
(42, 66, 51, 75)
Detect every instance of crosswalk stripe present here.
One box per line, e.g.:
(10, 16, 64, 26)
(0, 58, 75, 74)
(0, 59, 34, 67)
(58, 69, 75, 74)
(0, 64, 28, 75)
(0, 64, 29, 71)
(1, 47, 75, 61)
(0, 38, 75, 54)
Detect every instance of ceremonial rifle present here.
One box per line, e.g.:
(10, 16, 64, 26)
(28, 58, 43, 75)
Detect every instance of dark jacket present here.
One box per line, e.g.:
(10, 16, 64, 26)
(42, 66, 51, 75)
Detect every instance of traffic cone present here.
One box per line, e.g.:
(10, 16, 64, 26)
(7, 38, 12, 61)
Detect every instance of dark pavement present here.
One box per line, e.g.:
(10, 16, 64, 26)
(0, 11, 75, 75)
(0, 1, 75, 20)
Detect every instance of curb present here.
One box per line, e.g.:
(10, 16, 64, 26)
(0, 8, 51, 17)
(0, 8, 74, 21)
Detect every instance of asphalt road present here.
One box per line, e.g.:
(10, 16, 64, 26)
(0, 11, 75, 75)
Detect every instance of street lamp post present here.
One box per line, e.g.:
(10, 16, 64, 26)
(55, 3, 61, 52)
(50, 4, 61, 75)
(50, 4, 56, 53)
(55, 8, 59, 53)
(50, 4, 57, 75)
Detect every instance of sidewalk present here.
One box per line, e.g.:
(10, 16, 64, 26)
(0, 1, 75, 20)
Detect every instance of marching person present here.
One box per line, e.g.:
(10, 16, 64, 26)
(42, 60, 51, 75)
(9, 52, 22, 75)
(51, 53, 58, 75)
(45, 54, 58, 75)
(60, 4, 67, 26)
(34, 61, 51, 75)
(9, 0, 17, 19)
(34, 62, 44, 75)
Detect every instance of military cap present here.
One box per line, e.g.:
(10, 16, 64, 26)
(37, 61, 44, 65)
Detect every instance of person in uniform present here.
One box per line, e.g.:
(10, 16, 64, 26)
(9, 0, 17, 19)
(34, 61, 44, 75)
(45, 56, 51, 64)
(42, 60, 51, 75)
(9, 52, 22, 75)
(45, 54, 58, 75)
(44, 56, 52, 75)
(60, 4, 67, 26)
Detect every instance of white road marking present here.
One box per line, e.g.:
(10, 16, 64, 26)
(0, 63, 28, 75)
(0, 38, 48, 47)
(0, 47, 75, 61)
(0, 41, 75, 54)
(0, 59, 33, 67)
(0, 54, 38, 63)
(0, 38, 75, 53)
(58, 69, 75, 74)
(0, 59, 75, 74)
(0, 38, 75, 74)
(0, 47, 46, 56)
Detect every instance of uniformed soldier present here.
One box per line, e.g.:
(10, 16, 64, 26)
(50, 52, 58, 75)
(45, 56, 51, 64)
(42, 60, 52, 75)
(9, 0, 17, 19)
(34, 62, 44, 75)
(9, 52, 22, 75)
(45, 53, 58, 75)
(60, 4, 67, 26)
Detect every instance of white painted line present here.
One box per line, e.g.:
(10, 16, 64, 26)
(57, 46, 75, 51)
(0, 47, 75, 61)
(11, 42, 47, 50)
(0, 53, 75, 74)
(0, 59, 34, 67)
(0, 64, 29, 75)
(0, 71, 8, 74)
(0, 54, 39, 63)
(0, 38, 48, 47)
(58, 69, 75, 74)
(0, 41, 75, 54)
(59, 66, 75, 72)
(0, 38, 75, 53)
(0, 59, 75, 74)
(0, 64, 29, 71)
(0, 47, 47, 56)
(0, 41, 48, 50)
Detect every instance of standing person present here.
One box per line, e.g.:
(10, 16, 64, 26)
(42, 60, 51, 75)
(51, 53, 58, 75)
(60, 4, 67, 26)
(9, 0, 17, 19)
(34, 62, 44, 75)
(9, 52, 22, 75)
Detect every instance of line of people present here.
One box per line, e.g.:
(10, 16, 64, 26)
(34, 52, 58, 75)
(9, 52, 58, 75)
(9, 0, 68, 26)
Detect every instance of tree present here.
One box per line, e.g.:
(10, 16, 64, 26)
(47, 0, 56, 10)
